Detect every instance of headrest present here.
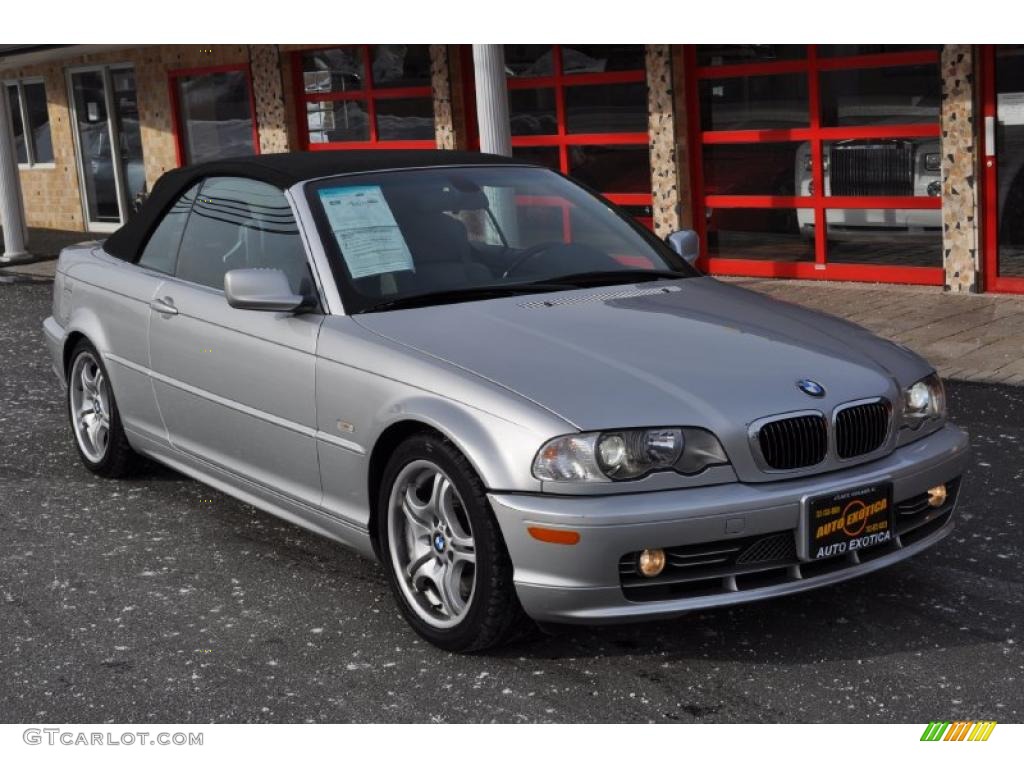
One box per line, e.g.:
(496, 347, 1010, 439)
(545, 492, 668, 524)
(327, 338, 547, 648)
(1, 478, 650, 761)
(388, 187, 490, 214)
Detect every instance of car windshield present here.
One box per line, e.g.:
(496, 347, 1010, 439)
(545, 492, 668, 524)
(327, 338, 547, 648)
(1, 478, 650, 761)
(306, 165, 697, 313)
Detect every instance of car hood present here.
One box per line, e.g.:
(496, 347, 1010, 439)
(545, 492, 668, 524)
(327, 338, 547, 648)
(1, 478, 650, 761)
(353, 277, 930, 433)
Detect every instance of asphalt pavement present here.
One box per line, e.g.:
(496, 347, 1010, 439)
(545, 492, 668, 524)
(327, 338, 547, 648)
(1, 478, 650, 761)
(1, 283, 1022, 723)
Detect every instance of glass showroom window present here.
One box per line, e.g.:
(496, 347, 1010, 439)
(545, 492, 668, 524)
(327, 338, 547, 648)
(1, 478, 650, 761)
(294, 45, 435, 149)
(170, 65, 258, 165)
(504, 44, 653, 228)
(689, 44, 943, 284)
(4, 79, 54, 165)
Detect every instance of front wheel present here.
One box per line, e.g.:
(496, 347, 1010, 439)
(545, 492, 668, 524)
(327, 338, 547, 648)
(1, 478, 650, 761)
(378, 433, 528, 652)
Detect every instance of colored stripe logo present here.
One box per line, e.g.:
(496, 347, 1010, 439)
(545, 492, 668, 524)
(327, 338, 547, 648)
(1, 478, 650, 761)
(921, 721, 997, 741)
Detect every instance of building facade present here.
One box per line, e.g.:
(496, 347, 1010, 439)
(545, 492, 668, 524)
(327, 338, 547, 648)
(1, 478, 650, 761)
(1, 43, 1022, 294)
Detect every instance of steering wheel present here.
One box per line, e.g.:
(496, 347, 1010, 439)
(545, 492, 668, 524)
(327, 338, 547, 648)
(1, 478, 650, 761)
(501, 241, 564, 279)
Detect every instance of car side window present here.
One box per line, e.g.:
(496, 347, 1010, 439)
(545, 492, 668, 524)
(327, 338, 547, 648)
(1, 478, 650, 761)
(137, 184, 199, 274)
(174, 176, 315, 296)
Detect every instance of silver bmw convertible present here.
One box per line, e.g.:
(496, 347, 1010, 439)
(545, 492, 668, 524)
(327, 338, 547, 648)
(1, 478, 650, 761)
(43, 150, 969, 652)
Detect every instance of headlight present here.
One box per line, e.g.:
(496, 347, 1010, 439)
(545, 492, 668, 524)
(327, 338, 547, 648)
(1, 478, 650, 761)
(903, 373, 946, 424)
(533, 427, 729, 482)
(923, 152, 941, 172)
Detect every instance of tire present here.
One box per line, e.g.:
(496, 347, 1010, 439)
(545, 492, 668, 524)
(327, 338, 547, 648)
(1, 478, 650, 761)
(377, 432, 530, 652)
(66, 339, 138, 478)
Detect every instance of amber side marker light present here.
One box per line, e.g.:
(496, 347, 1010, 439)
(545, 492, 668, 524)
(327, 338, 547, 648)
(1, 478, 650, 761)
(527, 527, 581, 545)
(927, 484, 948, 508)
(638, 548, 666, 577)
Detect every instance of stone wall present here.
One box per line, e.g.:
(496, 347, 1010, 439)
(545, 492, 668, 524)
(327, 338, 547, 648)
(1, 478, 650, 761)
(645, 44, 680, 239)
(249, 45, 290, 154)
(940, 44, 980, 293)
(430, 45, 456, 150)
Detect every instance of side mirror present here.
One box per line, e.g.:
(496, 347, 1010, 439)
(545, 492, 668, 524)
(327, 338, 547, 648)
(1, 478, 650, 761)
(224, 268, 308, 312)
(666, 229, 701, 268)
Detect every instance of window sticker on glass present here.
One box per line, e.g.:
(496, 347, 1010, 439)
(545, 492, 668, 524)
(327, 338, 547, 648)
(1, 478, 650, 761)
(318, 185, 415, 279)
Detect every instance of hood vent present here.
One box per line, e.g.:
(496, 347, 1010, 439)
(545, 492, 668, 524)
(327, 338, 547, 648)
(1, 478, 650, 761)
(519, 284, 683, 309)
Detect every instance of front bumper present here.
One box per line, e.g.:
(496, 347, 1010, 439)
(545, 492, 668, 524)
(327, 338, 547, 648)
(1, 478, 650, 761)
(490, 423, 969, 624)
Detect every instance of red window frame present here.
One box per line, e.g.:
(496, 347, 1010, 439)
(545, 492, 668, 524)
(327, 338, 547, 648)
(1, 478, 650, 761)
(167, 63, 260, 167)
(291, 45, 435, 151)
(685, 45, 944, 285)
(979, 44, 1024, 294)
(506, 45, 652, 228)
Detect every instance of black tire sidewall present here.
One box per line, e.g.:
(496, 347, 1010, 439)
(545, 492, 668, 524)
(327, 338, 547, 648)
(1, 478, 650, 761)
(377, 433, 510, 652)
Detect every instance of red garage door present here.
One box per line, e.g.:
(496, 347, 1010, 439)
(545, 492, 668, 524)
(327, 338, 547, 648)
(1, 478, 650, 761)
(687, 45, 944, 284)
(504, 45, 653, 229)
(292, 45, 436, 151)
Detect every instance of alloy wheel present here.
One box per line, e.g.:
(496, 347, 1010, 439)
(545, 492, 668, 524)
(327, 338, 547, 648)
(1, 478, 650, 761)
(386, 460, 477, 629)
(70, 351, 111, 463)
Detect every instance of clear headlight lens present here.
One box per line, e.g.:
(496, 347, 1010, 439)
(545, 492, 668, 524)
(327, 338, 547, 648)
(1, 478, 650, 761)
(533, 427, 729, 482)
(903, 372, 946, 423)
(924, 152, 941, 172)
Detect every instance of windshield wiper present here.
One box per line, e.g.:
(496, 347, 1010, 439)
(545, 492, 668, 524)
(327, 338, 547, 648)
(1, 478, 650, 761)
(356, 270, 687, 313)
(356, 282, 575, 313)
(525, 269, 686, 288)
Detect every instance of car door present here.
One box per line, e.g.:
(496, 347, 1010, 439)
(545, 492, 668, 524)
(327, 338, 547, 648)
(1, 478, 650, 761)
(147, 176, 324, 508)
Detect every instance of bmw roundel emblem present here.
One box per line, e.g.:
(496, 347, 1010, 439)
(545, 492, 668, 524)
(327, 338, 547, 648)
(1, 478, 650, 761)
(797, 379, 826, 398)
(433, 533, 446, 553)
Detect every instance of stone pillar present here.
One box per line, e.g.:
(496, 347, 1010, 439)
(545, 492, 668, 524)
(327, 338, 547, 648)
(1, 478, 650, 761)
(0, 85, 29, 261)
(940, 44, 980, 293)
(472, 45, 511, 157)
(646, 44, 681, 239)
(431, 45, 456, 150)
(249, 45, 290, 154)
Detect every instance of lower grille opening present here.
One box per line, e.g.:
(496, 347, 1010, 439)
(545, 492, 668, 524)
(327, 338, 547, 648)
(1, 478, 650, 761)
(798, 554, 858, 580)
(734, 566, 792, 591)
(896, 477, 961, 534)
(900, 510, 953, 548)
(618, 477, 960, 603)
(622, 577, 724, 603)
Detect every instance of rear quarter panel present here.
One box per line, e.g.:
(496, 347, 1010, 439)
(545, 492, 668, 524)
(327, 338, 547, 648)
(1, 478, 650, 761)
(58, 245, 167, 443)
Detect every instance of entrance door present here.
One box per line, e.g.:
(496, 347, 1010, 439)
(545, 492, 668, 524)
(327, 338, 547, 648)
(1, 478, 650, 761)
(982, 45, 1024, 293)
(68, 65, 144, 231)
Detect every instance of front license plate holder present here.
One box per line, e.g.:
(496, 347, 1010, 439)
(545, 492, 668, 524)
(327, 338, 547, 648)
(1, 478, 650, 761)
(804, 482, 893, 561)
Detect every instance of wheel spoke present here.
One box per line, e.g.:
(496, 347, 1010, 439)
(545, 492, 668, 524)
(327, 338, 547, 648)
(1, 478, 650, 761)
(81, 364, 98, 395)
(450, 538, 476, 566)
(427, 473, 450, 520)
(405, 549, 434, 580)
(434, 478, 457, 529)
(85, 414, 103, 450)
(402, 486, 434, 533)
(95, 423, 109, 452)
(438, 562, 466, 617)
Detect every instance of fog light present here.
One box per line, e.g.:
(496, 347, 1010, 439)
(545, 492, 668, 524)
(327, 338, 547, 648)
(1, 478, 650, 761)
(927, 484, 948, 508)
(638, 548, 666, 577)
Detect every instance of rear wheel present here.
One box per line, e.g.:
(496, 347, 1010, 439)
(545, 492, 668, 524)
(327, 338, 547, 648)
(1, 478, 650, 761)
(378, 433, 528, 652)
(67, 340, 138, 477)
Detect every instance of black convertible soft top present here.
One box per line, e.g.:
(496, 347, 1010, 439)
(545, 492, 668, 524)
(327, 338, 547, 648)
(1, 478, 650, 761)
(103, 150, 525, 262)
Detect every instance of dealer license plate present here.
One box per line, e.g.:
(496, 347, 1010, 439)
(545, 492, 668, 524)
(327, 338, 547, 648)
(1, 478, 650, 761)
(807, 483, 893, 560)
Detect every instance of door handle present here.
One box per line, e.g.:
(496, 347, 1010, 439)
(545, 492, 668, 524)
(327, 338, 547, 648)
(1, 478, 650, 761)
(150, 297, 178, 316)
(985, 116, 996, 157)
